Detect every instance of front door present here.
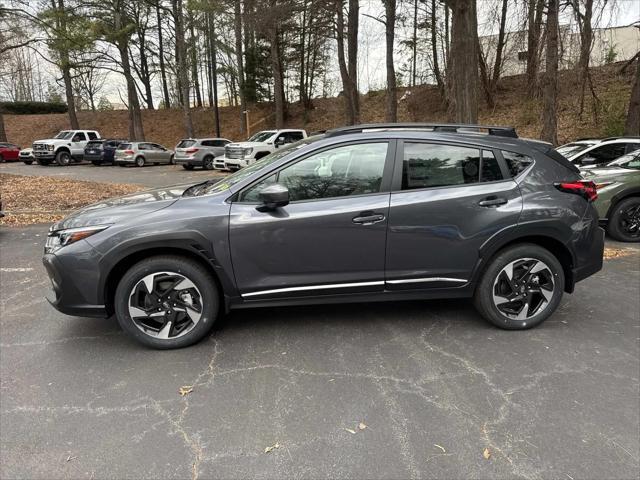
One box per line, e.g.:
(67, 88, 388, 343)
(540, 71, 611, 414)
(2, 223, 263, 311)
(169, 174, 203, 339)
(70, 132, 87, 157)
(229, 141, 394, 299)
(385, 141, 523, 290)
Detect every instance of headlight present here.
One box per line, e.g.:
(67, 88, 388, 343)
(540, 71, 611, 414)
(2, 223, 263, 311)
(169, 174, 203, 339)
(45, 225, 109, 254)
(242, 147, 253, 156)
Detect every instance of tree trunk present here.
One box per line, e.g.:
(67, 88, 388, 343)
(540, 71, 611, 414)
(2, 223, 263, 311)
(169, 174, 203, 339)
(431, 0, 444, 94)
(526, 0, 544, 97)
(189, 18, 203, 108)
(576, 0, 594, 115)
(156, 4, 171, 108)
(445, 0, 478, 123)
(335, 0, 359, 125)
(234, 1, 246, 135)
(209, 13, 221, 137)
(624, 56, 640, 135)
(115, 10, 145, 141)
(174, 0, 194, 137)
(412, 0, 418, 87)
(0, 112, 7, 142)
(541, 0, 559, 145)
(54, 0, 79, 129)
(138, 33, 154, 109)
(491, 0, 508, 85)
(383, 0, 397, 122)
(270, 25, 284, 129)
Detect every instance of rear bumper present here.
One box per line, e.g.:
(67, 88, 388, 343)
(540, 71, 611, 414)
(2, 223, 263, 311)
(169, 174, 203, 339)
(85, 154, 109, 163)
(572, 226, 605, 286)
(175, 156, 202, 166)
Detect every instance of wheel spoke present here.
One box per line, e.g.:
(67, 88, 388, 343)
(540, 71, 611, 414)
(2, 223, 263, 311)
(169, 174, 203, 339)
(157, 321, 172, 339)
(515, 302, 530, 320)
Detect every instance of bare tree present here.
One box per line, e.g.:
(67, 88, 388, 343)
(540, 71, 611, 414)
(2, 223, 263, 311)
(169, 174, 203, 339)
(335, 0, 359, 125)
(526, 0, 545, 97)
(383, 0, 397, 122)
(234, 0, 247, 134)
(541, 0, 559, 144)
(173, 0, 193, 137)
(444, 0, 478, 123)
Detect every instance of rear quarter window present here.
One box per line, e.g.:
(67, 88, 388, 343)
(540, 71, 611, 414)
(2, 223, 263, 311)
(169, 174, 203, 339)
(502, 150, 534, 177)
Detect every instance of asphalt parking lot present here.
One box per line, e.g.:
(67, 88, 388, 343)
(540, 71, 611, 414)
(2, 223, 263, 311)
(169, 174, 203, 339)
(1, 222, 639, 479)
(0, 161, 227, 188)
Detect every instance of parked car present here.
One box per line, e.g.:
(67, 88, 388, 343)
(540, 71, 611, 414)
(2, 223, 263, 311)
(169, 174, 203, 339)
(215, 129, 307, 170)
(32, 130, 101, 166)
(581, 150, 640, 242)
(174, 138, 231, 170)
(43, 123, 604, 349)
(84, 139, 127, 165)
(556, 136, 640, 168)
(19, 147, 34, 164)
(0, 142, 20, 162)
(114, 142, 175, 167)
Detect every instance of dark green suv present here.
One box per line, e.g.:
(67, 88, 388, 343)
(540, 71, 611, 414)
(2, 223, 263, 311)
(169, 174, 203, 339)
(582, 151, 640, 242)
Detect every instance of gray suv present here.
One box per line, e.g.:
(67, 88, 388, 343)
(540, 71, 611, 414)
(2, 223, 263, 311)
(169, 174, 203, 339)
(43, 124, 604, 349)
(174, 138, 231, 170)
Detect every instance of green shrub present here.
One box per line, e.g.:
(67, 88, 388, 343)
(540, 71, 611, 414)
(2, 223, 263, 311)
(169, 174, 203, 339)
(600, 94, 626, 137)
(0, 101, 68, 115)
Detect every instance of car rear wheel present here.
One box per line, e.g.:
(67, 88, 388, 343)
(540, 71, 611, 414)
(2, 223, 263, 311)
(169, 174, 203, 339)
(56, 151, 71, 166)
(202, 156, 214, 170)
(608, 197, 640, 242)
(474, 244, 564, 330)
(135, 156, 145, 167)
(114, 256, 220, 349)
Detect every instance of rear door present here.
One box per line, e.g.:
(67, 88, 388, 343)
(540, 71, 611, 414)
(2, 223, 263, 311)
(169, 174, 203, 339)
(229, 141, 395, 299)
(384, 140, 523, 289)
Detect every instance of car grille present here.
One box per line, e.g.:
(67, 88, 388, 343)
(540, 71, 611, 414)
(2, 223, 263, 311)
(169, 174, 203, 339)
(225, 146, 245, 159)
(33, 144, 49, 151)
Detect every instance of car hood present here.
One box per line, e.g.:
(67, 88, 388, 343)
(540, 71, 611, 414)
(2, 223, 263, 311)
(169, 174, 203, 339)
(51, 183, 193, 231)
(227, 141, 270, 149)
(33, 139, 64, 144)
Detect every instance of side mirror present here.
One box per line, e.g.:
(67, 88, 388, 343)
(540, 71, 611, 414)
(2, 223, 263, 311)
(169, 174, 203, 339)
(581, 156, 596, 166)
(274, 137, 285, 148)
(257, 184, 289, 212)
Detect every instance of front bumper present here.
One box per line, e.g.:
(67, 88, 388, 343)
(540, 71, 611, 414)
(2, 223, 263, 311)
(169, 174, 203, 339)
(43, 251, 108, 318)
(220, 156, 248, 169)
(33, 151, 55, 160)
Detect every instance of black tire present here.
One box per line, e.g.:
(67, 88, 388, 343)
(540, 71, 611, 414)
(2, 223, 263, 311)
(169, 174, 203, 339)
(118, 163, 126, 167)
(183, 164, 194, 170)
(114, 256, 220, 349)
(169, 155, 175, 165)
(56, 150, 71, 166)
(607, 197, 640, 242)
(23, 160, 33, 165)
(0, 154, 4, 163)
(473, 244, 564, 330)
(36, 158, 49, 166)
(92, 161, 101, 166)
(154, 162, 159, 166)
(202, 156, 215, 170)
(135, 156, 145, 167)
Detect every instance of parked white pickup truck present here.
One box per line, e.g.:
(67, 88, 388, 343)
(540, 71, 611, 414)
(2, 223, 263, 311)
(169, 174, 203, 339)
(215, 129, 307, 170)
(32, 129, 101, 166)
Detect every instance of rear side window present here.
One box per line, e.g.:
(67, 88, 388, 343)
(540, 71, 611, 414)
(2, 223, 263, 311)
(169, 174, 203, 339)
(402, 143, 482, 190)
(502, 150, 534, 177)
(177, 140, 196, 148)
(288, 132, 304, 142)
(87, 132, 98, 140)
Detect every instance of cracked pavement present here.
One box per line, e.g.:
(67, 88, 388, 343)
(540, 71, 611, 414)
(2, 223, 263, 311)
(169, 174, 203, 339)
(1, 225, 639, 479)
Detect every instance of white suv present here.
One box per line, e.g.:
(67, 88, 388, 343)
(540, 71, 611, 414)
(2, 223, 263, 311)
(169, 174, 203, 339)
(556, 137, 640, 169)
(32, 130, 101, 166)
(215, 129, 307, 170)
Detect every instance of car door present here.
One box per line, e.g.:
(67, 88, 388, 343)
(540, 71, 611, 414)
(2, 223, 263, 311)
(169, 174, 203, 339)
(152, 144, 169, 163)
(384, 140, 523, 290)
(228, 141, 395, 299)
(71, 132, 87, 157)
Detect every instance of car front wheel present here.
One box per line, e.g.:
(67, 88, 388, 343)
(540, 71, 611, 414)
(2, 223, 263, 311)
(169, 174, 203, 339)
(608, 197, 640, 242)
(56, 151, 71, 166)
(114, 256, 220, 349)
(474, 244, 564, 330)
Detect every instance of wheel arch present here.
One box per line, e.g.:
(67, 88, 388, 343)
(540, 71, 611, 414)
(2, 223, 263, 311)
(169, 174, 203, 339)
(475, 229, 576, 293)
(102, 246, 226, 316)
(605, 187, 640, 220)
(55, 146, 70, 154)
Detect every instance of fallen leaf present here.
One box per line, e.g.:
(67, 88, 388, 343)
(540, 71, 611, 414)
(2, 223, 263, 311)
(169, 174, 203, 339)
(434, 444, 446, 453)
(483, 448, 491, 460)
(179, 385, 193, 396)
(264, 443, 280, 453)
(65, 455, 77, 462)
(344, 428, 357, 434)
(358, 422, 367, 430)
(603, 247, 632, 260)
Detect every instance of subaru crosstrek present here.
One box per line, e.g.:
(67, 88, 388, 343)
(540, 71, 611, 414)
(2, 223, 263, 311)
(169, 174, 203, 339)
(43, 124, 604, 349)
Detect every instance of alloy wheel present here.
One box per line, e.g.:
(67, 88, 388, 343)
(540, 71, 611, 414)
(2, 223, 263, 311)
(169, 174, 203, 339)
(492, 258, 555, 320)
(619, 204, 640, 238)
(128, 271, 203, 339)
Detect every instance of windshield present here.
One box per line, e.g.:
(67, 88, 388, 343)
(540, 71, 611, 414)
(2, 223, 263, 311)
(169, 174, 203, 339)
(607, 151, 640, 168)
(185, 136, 324, 197)
(248, 131, 276, 142)
(177, 139, 196, 148)
(555, 142, 594, 158)
(54, 131, 74, 140)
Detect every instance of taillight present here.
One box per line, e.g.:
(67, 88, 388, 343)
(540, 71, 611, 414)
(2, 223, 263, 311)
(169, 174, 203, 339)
(124, 150, 134, 155)
(185, 148, 199, 154)
(554, 180, 598, 202)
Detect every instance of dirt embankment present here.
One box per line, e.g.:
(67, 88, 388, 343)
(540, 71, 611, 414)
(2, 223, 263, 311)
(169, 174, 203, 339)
(4, 62, 634, 149)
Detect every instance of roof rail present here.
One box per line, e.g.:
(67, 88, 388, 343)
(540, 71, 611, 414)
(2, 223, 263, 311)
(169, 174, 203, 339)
(325, 123, 518, 138)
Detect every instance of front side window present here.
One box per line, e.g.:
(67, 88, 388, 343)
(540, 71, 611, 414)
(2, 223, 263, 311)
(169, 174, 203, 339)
(581, 143, 626, 164)
(72, 132, 86, 142)
(402, 143, 483, 190)
(239, 142, 388, 203)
